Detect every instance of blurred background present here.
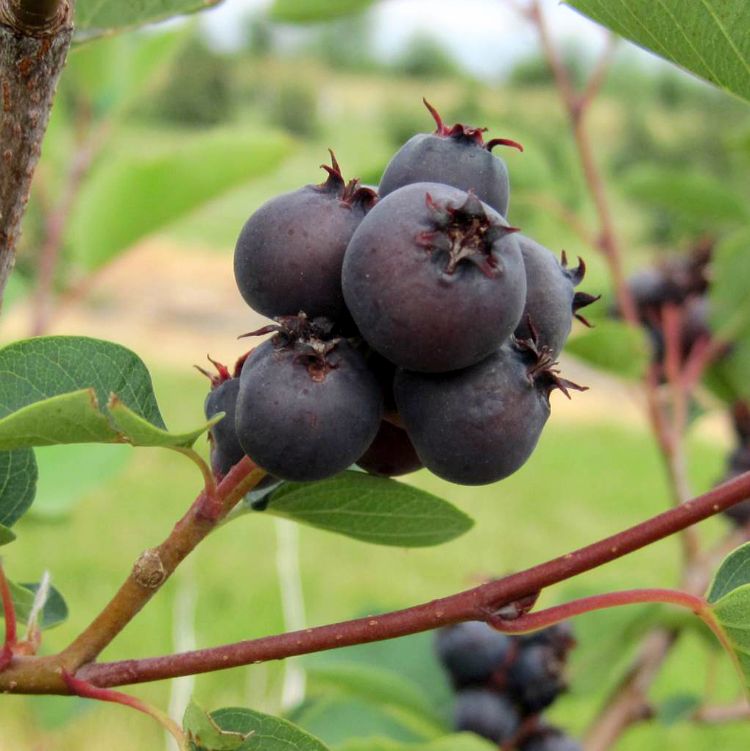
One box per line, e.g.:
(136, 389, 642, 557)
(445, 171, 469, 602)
(1, 0, 749, 748)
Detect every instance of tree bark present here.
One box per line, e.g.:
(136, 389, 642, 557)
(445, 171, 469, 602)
(0, 0, 73, 311)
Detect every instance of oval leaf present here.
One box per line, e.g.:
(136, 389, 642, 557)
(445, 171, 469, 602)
(565, 1, 750, 102)
(186, 703, 330, 751)
(75, 0, 220, 38)
(565, 320, 649, 380)
(261, 472, 473, 547)
(270, 0, 376, 23)
(1, 579, 68, 630)
(0, 524, 16, 546)
(69, 129, 290, 271)
(0, 336, 212, 449)
(706, 542, 750, 604)
(0, 449, 37, 527)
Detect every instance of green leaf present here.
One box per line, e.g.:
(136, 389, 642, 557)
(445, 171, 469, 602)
(75, 0, 220, 38)
(565, 0, 750, 102)
(337, 735, 497, 751)
(565, 320, 649, 380)
(270, 0, 376, 23)
(706, 542, 750, 604)
(68, 129, 290, 271)
(621, 166, 748, 228)
(186, 704, 331, 751)
(0, 449, 37, 527)
(1, 580, 68, 630)
(306, 664, 447, 734)
(657, 694, 702, 725)
(0, 336, 212, 450)
(260, 471, 473, 547)
(184, 702, 251, 750)
(705, 543, 750, 693)
(30, 444, 129, 519)
(0, 524, 16, 546)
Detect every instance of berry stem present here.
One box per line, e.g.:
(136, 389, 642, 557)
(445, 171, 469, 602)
(0, 558, 18, 671)
(62, 671, 188, 750)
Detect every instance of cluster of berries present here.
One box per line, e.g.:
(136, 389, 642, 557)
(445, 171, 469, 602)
(435, 621, 579, 750)
(624, 239, 712, 374)
(202, 100, 596, 485)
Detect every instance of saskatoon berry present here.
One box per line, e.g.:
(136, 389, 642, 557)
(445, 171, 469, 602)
(435, 621, 512, 688)
(506, 644, 566, 714)
(233, 152, 376, 321)
(520, 727, 582, 751)
(342, 182, 526, 373)
(357, 421, 422, 477)
(720, 445, 750, 527)
(205, 377, 244, 478)
(453, 688, 520, 744)
(513, 236, 598, 358)
(394, 339, 584, 485)
(379, 99, 521, 216)
(519, 622, 576, 660)
(235, 315, 383, 482)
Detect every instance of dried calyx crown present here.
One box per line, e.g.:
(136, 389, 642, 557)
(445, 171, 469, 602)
(195, 353, 247, 387)
(316, 149, 378, 209)
(417, 191, 520, 278)
(241, 313, 341, 382)
(514, 319, 587, 400)
(423, 98, 524, 153)
(560, 250, 601, 327)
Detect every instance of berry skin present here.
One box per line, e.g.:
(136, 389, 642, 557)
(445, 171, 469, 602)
(513, 236, 598, 358)
(379, 99, 521, 216)
(519, 622, 576, 661)
(394, 340, 583, 485)
(506, 644, 566, 714)
(342, 182, 526, 373)
(453, 688, 520, 744)
(720, 445, 750, 527)
(435, 621, 512, 688)
(520, 727, 582, 751)
(235, 316, 383, 482)
(204, 378, 245, 478)
(357, 421, 423, 477)
(233, 152, 376, 321)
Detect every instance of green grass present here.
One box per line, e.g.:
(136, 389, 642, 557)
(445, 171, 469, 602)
(0, 367, 745, 749)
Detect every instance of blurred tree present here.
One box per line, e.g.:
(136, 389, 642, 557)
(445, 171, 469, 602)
(243, 13, 275, 59)
(304, 14, 379, 72)
(394, 32, 462, 79)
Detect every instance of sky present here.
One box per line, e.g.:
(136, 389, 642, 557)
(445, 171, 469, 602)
(199, 0, 653, 80)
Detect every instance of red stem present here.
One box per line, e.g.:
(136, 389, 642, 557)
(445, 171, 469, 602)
(74, 470, 750, 689)
(0, 559, 17, 670)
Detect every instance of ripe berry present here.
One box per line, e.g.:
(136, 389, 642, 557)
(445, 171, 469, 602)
(234, 152, 376, 320)
(435, 621, 512, 687)
(342, 182, 526, 373)
(720, 445, 750, 527)
(506, 644, 566, 714)
(235, 315, 383, 482)
(519, 622, 576, 660)
(520, 727, 582, 751)
(453, 688, 520, 744)
(394, 339, 584, 485)
(357, 421, 422, 477)
(513, 237, 598, 358)
(198, 356, 247, 478)
(379, 99, 522, 216)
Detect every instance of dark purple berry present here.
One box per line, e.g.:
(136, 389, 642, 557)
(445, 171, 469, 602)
(435, 621, 512, 687)
(342, 182, 526, 373)
(357, 421, 422, 477)
(519, 622, 576, 660)
(233, 152, 376, 320)
(379, 99, 522, 216)
(235, 315, 383, 482)
(520, 727, 582, 751)
(507, 644, 567, 714)
(513, 236, 598, 358)
(453, 688, 520, 744)
(720, 445, 750, 527)
(205, 378, 244, 478)
(394, 339, 584, 485)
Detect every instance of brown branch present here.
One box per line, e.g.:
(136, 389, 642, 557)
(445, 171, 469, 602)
(2, 468, 748, 694)
(0, 0, 72, 310)
(694, 700, 750, 724)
